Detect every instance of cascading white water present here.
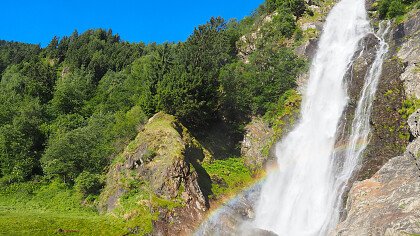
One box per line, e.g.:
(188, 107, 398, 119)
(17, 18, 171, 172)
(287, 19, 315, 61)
(252, 0, 375, 234)
(325, 21, 391, 233)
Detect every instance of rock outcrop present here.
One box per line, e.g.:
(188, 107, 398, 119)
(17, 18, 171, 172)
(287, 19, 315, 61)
(396, 10, 420, 99)
(241, 117, 274, 171)
(99, 112, 212, 235)
(333, 154, 420, 236)
(408, 109, 420, 138)
(334, 105, 420, 235)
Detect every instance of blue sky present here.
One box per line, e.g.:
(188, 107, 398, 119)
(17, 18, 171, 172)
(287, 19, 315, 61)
(0, 0, 264, 47)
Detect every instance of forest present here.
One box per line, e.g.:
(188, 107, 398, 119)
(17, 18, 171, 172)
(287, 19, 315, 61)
(0, 0, 312, 188)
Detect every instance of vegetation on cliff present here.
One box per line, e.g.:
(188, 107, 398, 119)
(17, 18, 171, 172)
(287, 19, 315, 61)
(377, 0, 419, 19)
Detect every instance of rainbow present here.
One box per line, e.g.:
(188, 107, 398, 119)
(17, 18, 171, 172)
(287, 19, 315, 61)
(193, 138, 369, 234)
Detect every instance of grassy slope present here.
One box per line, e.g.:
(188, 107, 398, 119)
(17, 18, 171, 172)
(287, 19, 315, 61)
(203, 157, 255, 200)
(0, 210, 126, 236)
(0, 181, 128, 236)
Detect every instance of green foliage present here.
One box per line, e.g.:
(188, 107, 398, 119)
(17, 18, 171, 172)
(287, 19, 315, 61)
(41, 115, 111, 183)
(156, 17, 236, 126)
(218, 61, 254, 121)
(75, 172, 104, 197)
(49, 70, 94, 115)
(43, 113, 87, 141)
(262, 89, 302, 156)
(258, 6, 299, 42)
(202, 157, 253, 198)
(0, 180, 89, 212)
(398, 98, 420, 119)
(264, 89, 302, 125)
(219, 48, 306, 119)
(377, 0, 417, 18)
(87, 70, 134, 114)
(388, 0, 406, 17)
(0, 0, 310, 230)
(273, 8, 297, 38)
(265, 0, 306, 16)
(0, 125, 36, 183)
(0, 40, 41, 74)
(60, 29, 144, 82)
(130, 47, 174, 116)
(0, 61, 56, 103)
(0, 92, 44, 183)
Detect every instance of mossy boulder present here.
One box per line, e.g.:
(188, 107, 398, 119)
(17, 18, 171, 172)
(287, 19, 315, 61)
(99, 112, 212, 214)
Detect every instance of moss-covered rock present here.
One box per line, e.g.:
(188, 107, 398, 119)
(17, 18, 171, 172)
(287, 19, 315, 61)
(98, 112, 213, 235)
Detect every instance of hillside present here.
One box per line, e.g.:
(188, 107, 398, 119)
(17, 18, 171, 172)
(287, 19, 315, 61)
(0, 0, 419, 235)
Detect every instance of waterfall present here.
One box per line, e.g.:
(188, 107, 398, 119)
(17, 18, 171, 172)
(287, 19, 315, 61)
(325, 21, 390, 233)
(253, 0, 391, 234)
(194, 0, 391, 235)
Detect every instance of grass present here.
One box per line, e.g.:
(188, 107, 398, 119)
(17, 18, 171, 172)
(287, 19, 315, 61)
(398, 98, 420, 119)
(0, 180, 131, 236)
(0, 209, 127, 236)
(203, 157, 254, 199)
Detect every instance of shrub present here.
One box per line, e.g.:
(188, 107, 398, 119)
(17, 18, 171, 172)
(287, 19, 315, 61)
(75, 172, 103, 197)
(379, 0, 407, 19)
(387, 0, 406, 18)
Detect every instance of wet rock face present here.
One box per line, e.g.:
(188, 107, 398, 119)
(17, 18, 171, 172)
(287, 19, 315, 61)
(407, 109, 420, 177)
(245, 229, 278, 236)
(295, 38, 320, 60)
(195, 183, 262, 236)
(346, 11, 420, 182)
(357, 57, 409, 180)
(347, 33, 380, 105)
(340, 30, 409, 181)
(333, 155, 420, 236)
(335, 33, 381, 159)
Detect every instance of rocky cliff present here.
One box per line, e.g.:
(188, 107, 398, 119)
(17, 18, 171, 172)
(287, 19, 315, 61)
(334, 8, 420, 236)
(334, 107, 420, 235)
